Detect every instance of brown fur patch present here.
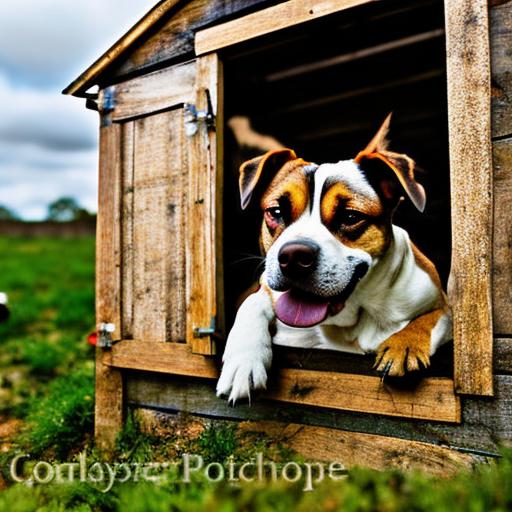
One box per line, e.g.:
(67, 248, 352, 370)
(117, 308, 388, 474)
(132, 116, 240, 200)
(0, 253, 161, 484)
(259, 159, 310, 253)
(374, 309, 445, 376)
(342, 223, 391, 258)
(321, 181, 390, 257)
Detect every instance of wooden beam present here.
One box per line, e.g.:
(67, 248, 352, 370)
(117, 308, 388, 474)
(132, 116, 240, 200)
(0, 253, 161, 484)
(266, 28, 444, 81)
(95, 121, 123, 452)
(195, 0, 375, 56)
(493, 138, 512, 334)
(187, 53, 222, 354)
(62, 0, 183, 96)
(445, 0, 494, 396)
(106, 61, 196, 122)
(266, 369, 460, 423)
(237, 421, 476, 476)
(126, 373, 512, 452)
(107, 340, 460, 422)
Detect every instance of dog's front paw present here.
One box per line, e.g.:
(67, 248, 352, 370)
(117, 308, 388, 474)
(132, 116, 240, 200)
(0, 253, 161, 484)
(374, 333, 430, 377)
(216, 351, 270, 404)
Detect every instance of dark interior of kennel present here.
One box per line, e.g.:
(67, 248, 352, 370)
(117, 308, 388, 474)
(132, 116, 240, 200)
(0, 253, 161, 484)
(221, 0, 452, 375)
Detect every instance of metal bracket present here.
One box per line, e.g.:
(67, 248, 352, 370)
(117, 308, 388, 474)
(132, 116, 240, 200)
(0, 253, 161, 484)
(193, 317, 216, 338)
(184, 89, 215, 136)
(98, 87, 116, 127)
(98, 322, 115, 349)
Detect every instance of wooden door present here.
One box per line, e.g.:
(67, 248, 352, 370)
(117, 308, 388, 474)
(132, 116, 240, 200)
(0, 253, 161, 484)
(96, 55, 222, 359)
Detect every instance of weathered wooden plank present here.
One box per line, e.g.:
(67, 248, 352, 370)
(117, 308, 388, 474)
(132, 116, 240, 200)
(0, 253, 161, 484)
(445, 0, 494, 396)
(95, 121, 123, 451)
(490, 1, 512, 138)
(237, 421, 476, 476)
(108, 340, 459, 422)
(493, 138, 512, 334)
(195, 0, 375, 56)
(186, 53, 222, 354)
(266, 370, 460, 423)
(126, 373, 512, 452)
(107, 62, 196, 122)
(121, 122, 135, 339)
(495, 338, 512, 373)
(63, 0, 183, 96)
(110, 341, 218, 378)
(95, 349, 123, 453)
(132, 110, 187, 342)
(97, 122, 122, 339)
(107, 0, 279, 81)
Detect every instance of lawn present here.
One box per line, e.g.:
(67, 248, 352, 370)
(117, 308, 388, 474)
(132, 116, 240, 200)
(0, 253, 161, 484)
(0, 235, 510, 511)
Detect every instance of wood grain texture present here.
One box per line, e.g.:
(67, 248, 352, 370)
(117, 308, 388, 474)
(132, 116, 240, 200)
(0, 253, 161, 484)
(495, 338, 512, 373)
(490, 1, 512, 138)
(63, 0, 183, 96)
(107, 0, 278, 81)
(121, 122, 135, 339)
(107, 340, 459, 422)
(109, 340, 218, 378)
(126, 373, 512, 452)
(107, 62, 196, 122)
(195, 0, 375, 55)
(265, 369, 460, 423)
(445, 0, 494, 396)
(237, 421, 476, 476)
(492, 138, 512, 334)
(186, 53, 222, 354)
(97, 121, 122, 339)
(95, 349, 123, 453)
(132, 110, 187, 342)
(95, 121, 123, 451)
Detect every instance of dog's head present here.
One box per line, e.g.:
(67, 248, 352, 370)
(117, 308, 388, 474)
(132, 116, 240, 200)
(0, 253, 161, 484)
(239, 114, 426, 328)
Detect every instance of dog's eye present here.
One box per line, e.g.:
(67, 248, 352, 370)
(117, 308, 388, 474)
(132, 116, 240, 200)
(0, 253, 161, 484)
(340, 209, 366, 227)
(264, 207, 283, 230)
(266, 207, 282, 219)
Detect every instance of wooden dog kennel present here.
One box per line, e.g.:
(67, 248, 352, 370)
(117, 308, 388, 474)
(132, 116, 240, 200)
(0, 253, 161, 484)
(64, 0, 512, 471)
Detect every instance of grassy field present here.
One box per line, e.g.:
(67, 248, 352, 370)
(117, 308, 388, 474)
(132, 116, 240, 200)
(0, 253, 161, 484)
(0, 235, 510, 511)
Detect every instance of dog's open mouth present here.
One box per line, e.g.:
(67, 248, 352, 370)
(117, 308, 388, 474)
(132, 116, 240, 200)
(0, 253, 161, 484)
(275, 289, 345, 328)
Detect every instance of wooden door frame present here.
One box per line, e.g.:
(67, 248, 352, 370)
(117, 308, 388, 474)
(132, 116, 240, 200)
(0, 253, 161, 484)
(194, 0, 495, 396)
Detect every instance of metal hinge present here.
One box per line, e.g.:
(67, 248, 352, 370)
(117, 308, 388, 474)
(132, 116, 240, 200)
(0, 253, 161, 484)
(95, 87, 116, 127)
(98, 322, 116, 349)
(184, 89, 215, 136)
(193, 317, 216, 338)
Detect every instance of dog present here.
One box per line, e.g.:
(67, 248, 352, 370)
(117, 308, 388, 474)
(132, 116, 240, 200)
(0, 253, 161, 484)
(217, 114, 452, 403)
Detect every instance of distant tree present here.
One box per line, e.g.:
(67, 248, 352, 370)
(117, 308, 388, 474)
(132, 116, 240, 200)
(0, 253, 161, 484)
(0, 205, 18, 220)
(47, 197, 91, 222)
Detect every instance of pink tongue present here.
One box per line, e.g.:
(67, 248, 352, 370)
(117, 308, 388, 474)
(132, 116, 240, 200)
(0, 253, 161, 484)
(275, 290, 329, 328)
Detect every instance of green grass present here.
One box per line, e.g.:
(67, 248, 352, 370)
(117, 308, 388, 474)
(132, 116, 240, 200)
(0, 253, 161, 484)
(0, 236, 95, 417)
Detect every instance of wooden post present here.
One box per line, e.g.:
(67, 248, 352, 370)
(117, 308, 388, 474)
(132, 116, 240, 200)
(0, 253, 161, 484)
(187, 53, 223, 354)
(445, 0, 494, 396)
(95, 120, 124, 452)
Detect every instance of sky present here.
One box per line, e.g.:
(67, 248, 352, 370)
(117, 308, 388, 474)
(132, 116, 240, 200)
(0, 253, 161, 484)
(0, 1, 153, 219)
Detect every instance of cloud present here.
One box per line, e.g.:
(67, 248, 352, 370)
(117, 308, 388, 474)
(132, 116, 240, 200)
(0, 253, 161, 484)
(0, 74, 98, 151)
(0, 145, 98, 220)
(0, 1, 151, 219)
(0, 0, 151, 89)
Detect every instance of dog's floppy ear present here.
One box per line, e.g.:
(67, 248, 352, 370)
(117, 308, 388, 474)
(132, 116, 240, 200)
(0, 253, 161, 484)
(239, 148, 297, 210)
(354, 114, 426, 212)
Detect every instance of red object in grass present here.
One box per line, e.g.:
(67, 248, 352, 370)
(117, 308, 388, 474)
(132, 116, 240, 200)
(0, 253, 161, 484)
(87, 332, 98, 346)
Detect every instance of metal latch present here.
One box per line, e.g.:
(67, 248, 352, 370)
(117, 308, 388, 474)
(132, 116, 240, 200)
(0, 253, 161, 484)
(193, 317, 216, 338)
(98, 322, 116, 349)
(184, 89, 215, 136)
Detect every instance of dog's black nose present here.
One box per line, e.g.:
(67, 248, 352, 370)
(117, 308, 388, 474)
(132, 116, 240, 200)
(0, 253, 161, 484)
(278, 240, 320, 278)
